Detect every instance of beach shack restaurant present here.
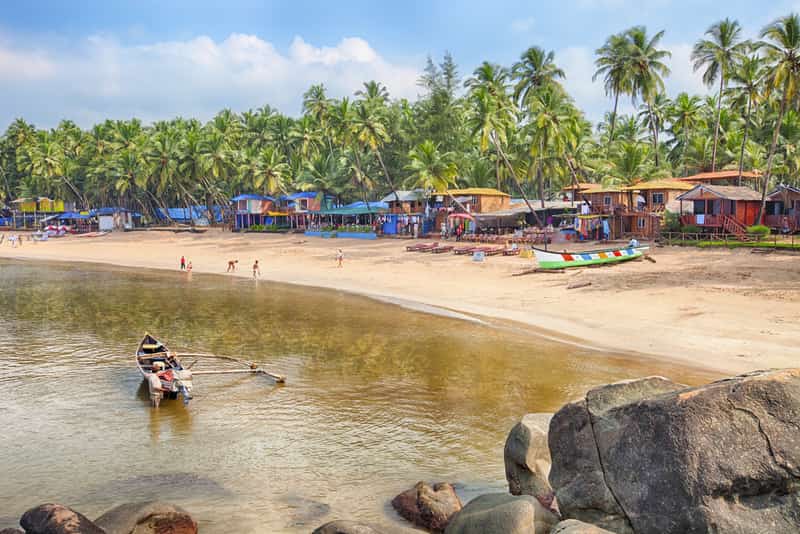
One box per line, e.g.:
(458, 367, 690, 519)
(232, 194, 284, 230)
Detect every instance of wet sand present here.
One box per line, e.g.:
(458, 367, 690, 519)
(2, 229, 798, 374)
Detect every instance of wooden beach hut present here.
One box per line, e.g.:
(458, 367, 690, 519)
(765, 185, 800, 232)
(677, 184, 762, 235)
(675, 170, 762, 186)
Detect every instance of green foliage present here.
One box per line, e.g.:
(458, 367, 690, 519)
(663, 211, 682, 232)
(746, 224, 770, 236)
(681, 224, 701, 233)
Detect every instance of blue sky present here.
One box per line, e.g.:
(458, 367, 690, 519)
(1, 0, 798, 128)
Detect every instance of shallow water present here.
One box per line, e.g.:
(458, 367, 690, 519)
(0, 259, 718, 532)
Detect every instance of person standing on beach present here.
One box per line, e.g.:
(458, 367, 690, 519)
(336, 249, 344, 268)
(253, 260, 260, 279)
(180, 255, 186, 271)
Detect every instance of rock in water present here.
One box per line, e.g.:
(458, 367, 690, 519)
(312, 520, 384, 534)
(549, 370, 800, 534)
(20, 504, 106, 534)
(391, 481, 462, 532)
(504, 414, 553, 502)
(444, 493, 558, 534)
(93, 502, 197, 534)
(550, 519, 615, 533)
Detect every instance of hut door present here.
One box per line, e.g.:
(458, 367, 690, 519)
(729, 200, 737, 216)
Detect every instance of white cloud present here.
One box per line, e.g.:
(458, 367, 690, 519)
(0, 33, 421, 128)
(664, 42, 708, 96)
(510, 17, 536, 33)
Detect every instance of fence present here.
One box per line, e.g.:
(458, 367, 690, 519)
(660, 232, 798, 248)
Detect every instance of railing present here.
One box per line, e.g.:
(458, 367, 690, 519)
(681, 214, 723, 227)
(764, 214, 800, 231)
(660, 232, 799, 248)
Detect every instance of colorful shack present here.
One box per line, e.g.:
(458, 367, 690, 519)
(379, 190, 427, 235)
(676, 184, 762, 234)
(232, 194, 284, 230)
(766, 185, 800, 232)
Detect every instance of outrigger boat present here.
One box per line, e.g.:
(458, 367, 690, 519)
(136, 333, 286, 407)
(532, 244, 649, 270)
(136, 333, 194, 405)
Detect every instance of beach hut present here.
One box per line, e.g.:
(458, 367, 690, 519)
(279, 192, 333, 229)
(675, 170, 762, 186)
(91, 207, 139, 231)
(231, 194, 283, 230)
(676, 184, 762, 234)
(765, 185, 800, 232)
(580, 185, 625, 214)
(379, 190, 427, 235)
(619, 180, 694, 211)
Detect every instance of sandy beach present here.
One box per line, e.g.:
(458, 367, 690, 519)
(1, 229, 798, 374)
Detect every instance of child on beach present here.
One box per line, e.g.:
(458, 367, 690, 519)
(253, 260, 260, 279)
(336, 249, 344, 268)
(187, 261, 193, 273)
(227, 259, 238, 272)
(180, 256, 186, 271)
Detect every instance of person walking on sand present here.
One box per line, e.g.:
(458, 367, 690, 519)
(180, 255, 186, 271)
(227, 259, 238, 272)
(336, 248, 344, 268)
(187, 261, 193, 273)
(252, 260, 261, 279)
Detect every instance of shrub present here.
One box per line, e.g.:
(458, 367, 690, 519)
(663, 211, 681, 233)
(681, 225, 701, 234)
(746, 224, 770, 237)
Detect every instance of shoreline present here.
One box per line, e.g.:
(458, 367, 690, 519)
(2, 229, 798, 375)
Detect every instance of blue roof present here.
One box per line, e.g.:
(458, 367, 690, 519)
(90, 207, 142, 216)
(343, 201, 389, 210)
(57, 211, 90, 220)
(231, 194, 274, 202)
(156, 205, 224, 222)
(281, 192, 319, 200)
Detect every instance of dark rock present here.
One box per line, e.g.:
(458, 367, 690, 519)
(550, 519, 615, 533)
(312, 520, 384, 534)
(93, 501, 196, 534)
(0, 529, 24, 534)
(279, 495, 331, 528)
(444, 493, 558, 534)
(549, 369, 800, 534)
(20, 504, 105, 534)
(391, 481, 462, 532)
(504, 414, 553, 501)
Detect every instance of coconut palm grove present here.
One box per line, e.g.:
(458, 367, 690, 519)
(3, 14, 800, 220)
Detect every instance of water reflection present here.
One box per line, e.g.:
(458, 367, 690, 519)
(0, 259, 719, 532)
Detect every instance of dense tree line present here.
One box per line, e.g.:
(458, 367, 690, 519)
(3, 14, 800, 221)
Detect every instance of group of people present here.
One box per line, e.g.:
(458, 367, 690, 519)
(178, 248, 345, 279)
(2, 233, 24, 247)
(179, 256, 193, 273)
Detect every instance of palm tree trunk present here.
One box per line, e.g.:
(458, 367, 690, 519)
(711, 76, 724, 172)
(737, 95, 752, 187)
(374, 149, 400, 203)
(648, 104, 659, 167)
(492, 133, 543, 227)
(607, 90, 620, 150)
(352, 148, 373, 216)
(758, 85, 789, 224)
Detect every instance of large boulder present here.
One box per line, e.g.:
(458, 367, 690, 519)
(312, 520, 384, 534)
(504, 414, 553, 504)
(444, 493, 558, 534)
(19, 504, 105, 534)
(0, 529, 24, 534)
(93, 502, 196, 534)
(391, 481, 462, 532)
(549, 369, 800, 534)
(550, 519, 615, 533)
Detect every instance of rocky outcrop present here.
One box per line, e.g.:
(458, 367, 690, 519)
(550, 519, 615, 533)
(548, 370, 800, 534)
(94, 502, 197, 534)
(0, 529, 25, 534)
(391, 481, 462, 532)
(19, 504, 106, 534)
(444, 493, 557, 534)
(312, 520, 385, 534)
(504, 414, 553, 505)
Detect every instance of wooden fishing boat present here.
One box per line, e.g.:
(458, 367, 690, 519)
(136, 333, 194, 405)
(532, 245, 649, 270)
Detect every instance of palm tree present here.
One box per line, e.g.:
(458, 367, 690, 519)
(351, 101, 400, 201)
(728, 53, 765, 184)
(625, 26, 671, 166)
(758, 13, 800, 221)
(594, 32, 632, 147)
(692, 18, 746, 172)
(527, 87, 576, 206)
(668, 92, 703, 172)
(404, 140, 458, 192)
(511, 46, 565, 105)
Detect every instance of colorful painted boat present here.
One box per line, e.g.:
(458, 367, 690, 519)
(532, 245, 649, 270)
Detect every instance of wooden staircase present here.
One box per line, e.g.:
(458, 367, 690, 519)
(722, 215, 748, 238)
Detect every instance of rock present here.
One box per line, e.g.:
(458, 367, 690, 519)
(549, 369, 800, 534)
(391, 481, 462, 532)
(19, 504, 106, 534)
(444, 493, 558, 534)
(312, 520, 384, 534)
(93, 502, 196, 534)
(504, 413, 553, 503)
(0, 529, 24, 534)
(550, 519, 615, 533)
(279, 495, 331, 528)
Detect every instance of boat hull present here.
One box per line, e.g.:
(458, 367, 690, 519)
(533, 246, 648, 270)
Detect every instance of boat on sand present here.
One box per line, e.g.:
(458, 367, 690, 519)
(533, 245, 649, 270)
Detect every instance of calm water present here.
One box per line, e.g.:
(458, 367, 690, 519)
(0, 259, 718, 532)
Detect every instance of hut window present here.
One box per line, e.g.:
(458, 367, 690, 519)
(603, 195, 612, 206)
(652, 192, 664, 205)
(637, 217, 646, 229)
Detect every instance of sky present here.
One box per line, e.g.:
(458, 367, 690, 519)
(1, 0, 799, 129)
